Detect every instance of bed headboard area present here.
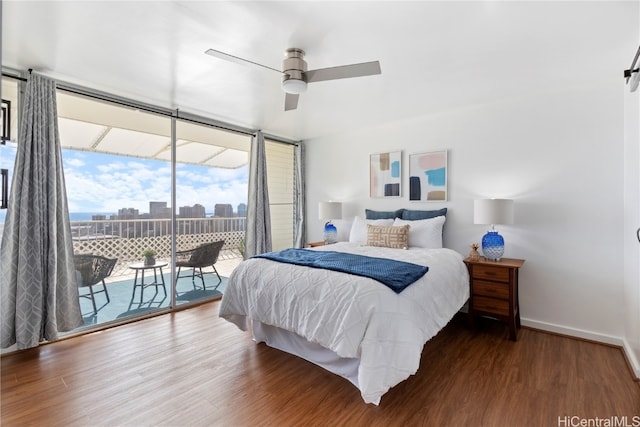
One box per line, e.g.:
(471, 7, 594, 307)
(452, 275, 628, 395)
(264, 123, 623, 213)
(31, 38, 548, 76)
(344, 208, 448, 249)
(364, 208, 447, 220)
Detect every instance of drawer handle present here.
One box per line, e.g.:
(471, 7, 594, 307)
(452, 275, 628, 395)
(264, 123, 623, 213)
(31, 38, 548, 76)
(484, 271, 496, 276)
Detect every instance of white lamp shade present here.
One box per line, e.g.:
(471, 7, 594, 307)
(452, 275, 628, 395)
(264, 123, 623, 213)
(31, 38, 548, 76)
(319, 201, 342, 221)
(474, 199, 514, 225)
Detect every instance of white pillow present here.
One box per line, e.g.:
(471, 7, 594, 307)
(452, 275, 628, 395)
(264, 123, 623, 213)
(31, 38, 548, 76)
(393, 215, 446, 249)
(349, 216, 394, 244)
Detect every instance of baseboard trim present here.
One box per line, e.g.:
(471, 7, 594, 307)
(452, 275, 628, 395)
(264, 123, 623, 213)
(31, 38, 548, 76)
(521, 317, 640, 380)
(521, 318, 623, 346)
(622, 338, 640, 380)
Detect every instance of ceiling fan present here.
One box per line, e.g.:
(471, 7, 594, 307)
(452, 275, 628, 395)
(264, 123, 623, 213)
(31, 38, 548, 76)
(205, 47, 382, 111)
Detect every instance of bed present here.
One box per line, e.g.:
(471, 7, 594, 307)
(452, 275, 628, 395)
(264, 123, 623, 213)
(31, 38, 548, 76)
(218, 213, 469, 405)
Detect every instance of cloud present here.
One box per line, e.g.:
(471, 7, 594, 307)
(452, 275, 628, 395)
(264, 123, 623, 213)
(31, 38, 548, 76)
(63, 150, 248, 214)
(64, 157, 85, 167)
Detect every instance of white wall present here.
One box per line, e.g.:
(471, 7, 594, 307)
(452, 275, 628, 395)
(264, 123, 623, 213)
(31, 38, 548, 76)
(623, 47, 640, 376)
(305, 81, 629, 346)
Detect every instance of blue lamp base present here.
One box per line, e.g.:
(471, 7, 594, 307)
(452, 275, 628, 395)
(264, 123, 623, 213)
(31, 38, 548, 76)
(482, 230, 504, 261)
(324, 222, 337, 244)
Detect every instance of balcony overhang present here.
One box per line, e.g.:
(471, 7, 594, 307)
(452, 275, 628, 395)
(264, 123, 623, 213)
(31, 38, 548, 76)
(57, 91, 250, 169)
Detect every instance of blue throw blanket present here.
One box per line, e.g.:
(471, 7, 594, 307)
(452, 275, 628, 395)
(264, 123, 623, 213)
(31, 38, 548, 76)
(254, 248, 428, 294)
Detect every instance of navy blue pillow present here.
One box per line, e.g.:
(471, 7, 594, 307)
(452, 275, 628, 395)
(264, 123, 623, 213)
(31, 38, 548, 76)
(365, 209, 405, 220)
(401, 208, 447, 220)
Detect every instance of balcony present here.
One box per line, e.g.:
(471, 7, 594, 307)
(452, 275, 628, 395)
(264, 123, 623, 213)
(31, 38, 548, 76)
(70, 216, 245, 328)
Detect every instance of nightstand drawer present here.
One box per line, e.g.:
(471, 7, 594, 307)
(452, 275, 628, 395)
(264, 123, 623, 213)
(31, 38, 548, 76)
(464, 257, 524, 341)
(473, 296, 509, 316)
(473, 265, 510, 283)
(473, 280, 509, 300)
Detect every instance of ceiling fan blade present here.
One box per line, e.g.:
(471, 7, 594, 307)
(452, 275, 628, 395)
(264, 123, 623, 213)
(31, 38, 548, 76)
(284, 93, 299, 111)
(305, 61, 381, 83)
(204, 48, 282, 74)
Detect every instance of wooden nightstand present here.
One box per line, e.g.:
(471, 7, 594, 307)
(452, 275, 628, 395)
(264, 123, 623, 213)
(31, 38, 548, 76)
(307, 241, 326, 248)
(464, 257, 525, 341)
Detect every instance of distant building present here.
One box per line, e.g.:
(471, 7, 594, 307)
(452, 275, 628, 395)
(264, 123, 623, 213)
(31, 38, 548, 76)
(237, 203, 247, 217)
(155, 208, 172, 219)
(149, 201, 167, 217)
(179, 204, 206, 218)
(90, 214, 107, 234)
(214, 204, 233, 218)
(148, 202, 171, 219)
(117, 207, 138, 219)
(84, 199, 246, 237)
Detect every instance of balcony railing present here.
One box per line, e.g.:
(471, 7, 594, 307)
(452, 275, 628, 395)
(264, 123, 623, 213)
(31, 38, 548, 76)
(71, 217, 245, 277)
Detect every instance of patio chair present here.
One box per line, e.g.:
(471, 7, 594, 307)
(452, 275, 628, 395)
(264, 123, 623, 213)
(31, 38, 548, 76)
(175, 240, 224, 291)
(74, 254, 117, 315)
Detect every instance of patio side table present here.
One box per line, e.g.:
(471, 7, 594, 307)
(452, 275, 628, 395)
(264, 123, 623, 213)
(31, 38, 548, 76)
(129, 262, 168, 304)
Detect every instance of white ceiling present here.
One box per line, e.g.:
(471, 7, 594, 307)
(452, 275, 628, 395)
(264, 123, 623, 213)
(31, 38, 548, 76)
(2, 1, 637, 142)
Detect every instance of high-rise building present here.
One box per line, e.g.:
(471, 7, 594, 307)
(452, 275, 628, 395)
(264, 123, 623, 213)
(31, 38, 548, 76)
(156, 207, 172, 219)
(179, 204, 206, 218)
(149, 201, 167, 218)
(237, 203, 247, 217)
(214, 204, 233, 218)
(117, 207, 138, 219)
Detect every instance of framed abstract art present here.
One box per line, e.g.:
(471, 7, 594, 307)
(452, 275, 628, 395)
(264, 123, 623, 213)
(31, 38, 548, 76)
(409, 150, 448, 201)
(370, 151, 401, 198)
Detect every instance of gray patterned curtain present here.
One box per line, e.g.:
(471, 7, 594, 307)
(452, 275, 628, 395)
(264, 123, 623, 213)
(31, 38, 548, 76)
(1, 73, 82, 350)
(294, 142, 306, 248)
(244, 131, 272, 258)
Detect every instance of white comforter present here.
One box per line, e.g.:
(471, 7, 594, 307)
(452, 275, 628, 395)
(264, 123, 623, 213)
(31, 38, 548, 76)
(218, 242, 469, 404)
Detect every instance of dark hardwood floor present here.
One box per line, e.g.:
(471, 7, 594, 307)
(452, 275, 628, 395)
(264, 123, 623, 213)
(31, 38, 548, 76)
(2, 300, 639, 426)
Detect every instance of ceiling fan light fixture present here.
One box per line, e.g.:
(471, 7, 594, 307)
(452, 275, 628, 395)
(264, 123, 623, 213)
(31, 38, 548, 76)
(205, 45, 381, 111)
(282, 78, 307, 94)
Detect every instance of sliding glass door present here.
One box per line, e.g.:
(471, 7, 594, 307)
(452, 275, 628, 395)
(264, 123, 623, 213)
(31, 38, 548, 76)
(173, 119, 249, 305)
(1, 73, 297, 341)
(57, 90, 173, 325)
(53, 90, 254, 328)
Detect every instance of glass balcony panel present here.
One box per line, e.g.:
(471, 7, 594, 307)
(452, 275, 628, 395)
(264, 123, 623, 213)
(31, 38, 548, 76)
(58, 92, 174, 328)
(174, 120, 249, 306)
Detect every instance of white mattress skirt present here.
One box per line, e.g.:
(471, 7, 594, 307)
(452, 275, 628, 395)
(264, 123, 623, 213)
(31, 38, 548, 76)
(251, 320, 360, 389)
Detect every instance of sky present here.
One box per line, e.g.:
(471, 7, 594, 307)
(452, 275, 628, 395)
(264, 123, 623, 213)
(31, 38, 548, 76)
(0, 142, 248, 217)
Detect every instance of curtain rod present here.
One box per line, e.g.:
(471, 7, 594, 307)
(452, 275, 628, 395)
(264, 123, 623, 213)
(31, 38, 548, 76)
(1, 71, 299, 146)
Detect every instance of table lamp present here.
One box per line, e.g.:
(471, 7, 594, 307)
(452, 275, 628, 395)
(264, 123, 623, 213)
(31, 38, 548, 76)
(474, 199, 514, 261)
(319, 201, 342, 244)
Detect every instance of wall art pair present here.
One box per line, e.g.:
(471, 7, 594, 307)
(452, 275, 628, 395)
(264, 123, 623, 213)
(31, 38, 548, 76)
(369, 150, 447, 201)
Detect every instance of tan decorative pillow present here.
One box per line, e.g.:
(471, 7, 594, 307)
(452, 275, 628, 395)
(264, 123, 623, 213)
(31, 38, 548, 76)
(366, 224, 410, 249)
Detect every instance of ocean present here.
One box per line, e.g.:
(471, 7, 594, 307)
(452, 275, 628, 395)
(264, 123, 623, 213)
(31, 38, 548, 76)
(0, 211, 216, 222)
(0, 212, 116, 223)
(68, 212, 116, 221)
